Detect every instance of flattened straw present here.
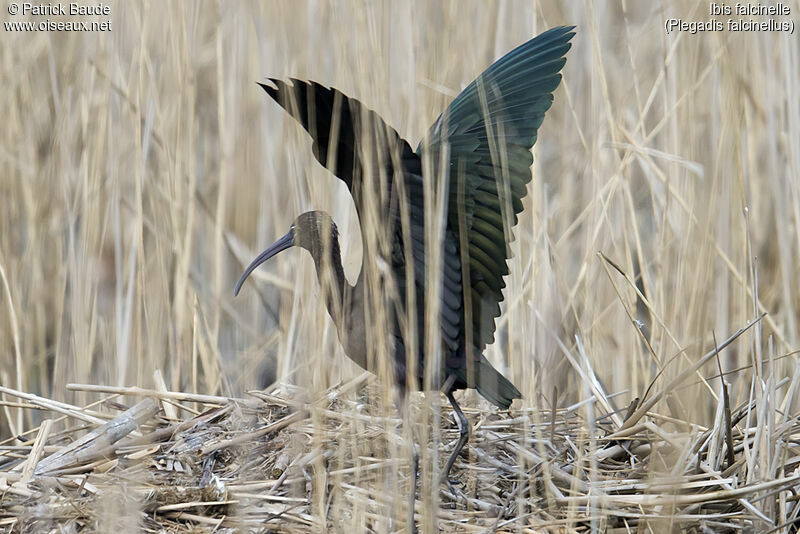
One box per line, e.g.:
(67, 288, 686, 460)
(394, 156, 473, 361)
(67, 383, 242, 405)
(120, 403, 233, 452)
(35, 397, 159, 474)
(18, 419, 52, 483)
(200, 410, 305, 455)
(0, 386, 108, 426)
(556, 473, 800, 507)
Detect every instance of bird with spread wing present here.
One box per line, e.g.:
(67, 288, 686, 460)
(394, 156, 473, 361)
(235, 25, 575, 485)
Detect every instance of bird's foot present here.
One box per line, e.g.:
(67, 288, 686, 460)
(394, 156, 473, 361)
(444, 477, 464, 499)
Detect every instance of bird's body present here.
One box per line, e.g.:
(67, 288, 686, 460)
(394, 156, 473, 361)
(236, 26, 574, 482)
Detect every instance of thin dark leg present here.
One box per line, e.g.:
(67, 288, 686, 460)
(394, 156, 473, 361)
(441, 391, 469, 486)
(396, 388, 418, 534)
(408, 443, 419, 534)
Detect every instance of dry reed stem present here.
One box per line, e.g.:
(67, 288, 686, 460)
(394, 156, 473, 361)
(1, 2, 798, 532)
(1, 371, 798, 532)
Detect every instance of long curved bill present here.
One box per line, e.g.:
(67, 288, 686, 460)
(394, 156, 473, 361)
(234, 230, 294, 296)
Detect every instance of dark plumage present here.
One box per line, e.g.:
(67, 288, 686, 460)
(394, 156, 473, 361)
(236, 26, 574, 483)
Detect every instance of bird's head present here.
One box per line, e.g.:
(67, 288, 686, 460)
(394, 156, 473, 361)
(234, 211, 338, 296)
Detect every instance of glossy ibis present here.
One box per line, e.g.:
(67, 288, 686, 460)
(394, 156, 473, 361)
(235, 26, 574, 484)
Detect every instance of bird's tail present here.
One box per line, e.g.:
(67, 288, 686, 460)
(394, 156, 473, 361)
(454, 356, 522, 410)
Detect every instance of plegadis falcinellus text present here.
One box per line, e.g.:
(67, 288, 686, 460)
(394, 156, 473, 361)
(235, 26, 574, 484)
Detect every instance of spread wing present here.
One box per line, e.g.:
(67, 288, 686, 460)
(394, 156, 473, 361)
(259, 80, 464, 364)
(258, 79, 413, 192)
(417, 26, 575, 354)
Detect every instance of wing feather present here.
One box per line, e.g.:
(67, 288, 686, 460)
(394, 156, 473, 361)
(417, 26, 575, 353)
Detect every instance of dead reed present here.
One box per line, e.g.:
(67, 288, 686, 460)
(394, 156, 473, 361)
(1, 1, 799, 532)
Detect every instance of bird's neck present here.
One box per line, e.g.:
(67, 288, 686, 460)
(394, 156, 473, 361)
(311, 235, 349, 318)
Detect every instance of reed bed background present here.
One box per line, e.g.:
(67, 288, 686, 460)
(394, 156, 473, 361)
(1, 1, 799, 531)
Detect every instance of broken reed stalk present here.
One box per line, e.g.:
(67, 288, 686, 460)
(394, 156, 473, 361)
(35, 398, 159, 475)
(0, 380, 797, 532)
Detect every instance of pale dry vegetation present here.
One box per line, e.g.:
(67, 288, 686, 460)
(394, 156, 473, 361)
(1, 1, 799, 532)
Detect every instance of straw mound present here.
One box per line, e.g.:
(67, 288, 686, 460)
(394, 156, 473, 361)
(1, 374, 798, 533)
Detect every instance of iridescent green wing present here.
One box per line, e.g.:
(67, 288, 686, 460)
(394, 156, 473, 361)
(417, 26, 574, 353)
